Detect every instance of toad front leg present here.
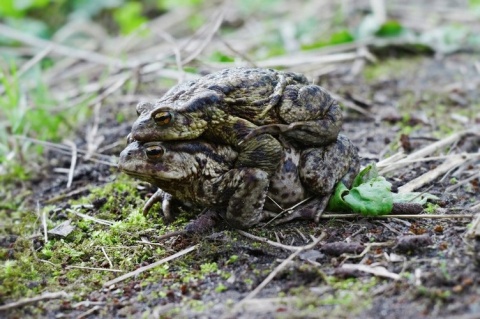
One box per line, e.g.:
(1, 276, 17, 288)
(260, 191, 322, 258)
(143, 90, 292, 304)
(142, 188, 174, 221)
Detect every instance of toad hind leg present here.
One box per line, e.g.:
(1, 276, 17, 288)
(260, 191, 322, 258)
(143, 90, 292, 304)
(299, 135, 360, 222)
(212, 168, 271, 229)
(236, 134, 283, 176)
(245, 85, 343, 146)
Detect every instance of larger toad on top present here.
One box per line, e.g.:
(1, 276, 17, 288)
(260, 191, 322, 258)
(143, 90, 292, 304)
(130, 68, 343, 176)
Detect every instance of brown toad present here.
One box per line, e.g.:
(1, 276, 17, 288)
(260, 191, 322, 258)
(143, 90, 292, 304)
(130, 68, 343, 176)
(118, 135, 359, 229)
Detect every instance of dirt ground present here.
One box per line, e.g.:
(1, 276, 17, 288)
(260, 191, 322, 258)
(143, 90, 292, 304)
(1, 2, 480, 319)
(1, 52, 478, 319)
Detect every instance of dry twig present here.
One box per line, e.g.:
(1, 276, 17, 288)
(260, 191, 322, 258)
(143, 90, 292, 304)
(320, 213, 473, 219)
(236, 229, 318, 252)
(398, 153, 480, 193)
(233, 232, 326, 313)
(66, 265, 124, 273)
(0, 291, 71, 311)
(101, 247, 114, 268)
(103, 245, 198, 287)
(340, 263, 401, 280)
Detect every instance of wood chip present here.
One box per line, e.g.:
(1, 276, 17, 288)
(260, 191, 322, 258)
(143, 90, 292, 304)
(341, 264, 401, 280)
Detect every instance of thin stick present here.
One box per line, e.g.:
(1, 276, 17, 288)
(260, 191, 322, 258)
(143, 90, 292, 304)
(446, 171, 480, 192)
(157, 31, 185, 83)
(236, 230, 313, 252)
(320, 214, 473, 219)
(262, 197, 312, 227)
(66, 266, 123, 273)
(101, 247, 113, 269)
(64, 140, 78, 189)
(155, 230, 188, 241)
(234, 232, 326, 312)
(0, 291, 71, 311)
(85, 103, 103, 160)
(17, 45, 53, 78)
(341, 263, 401, 281)
(43, 185, 94, 204)
(40, 202, 48, 243)
(469, 203, 480, 212)
(103, 245, 198, 287)
(330, 92, 375, 118)
(14, 136, 115, 164)
(76, 305, 101, 319)
(66, 209, 114, 226)
(398, 153, 480, 193)
(379, 130, 478, 174)
(182, 9, 225, 65)
(136, 240, 176, 253)
(86, 73, 131, 108)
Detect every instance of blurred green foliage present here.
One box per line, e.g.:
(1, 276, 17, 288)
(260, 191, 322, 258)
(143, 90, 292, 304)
(0, 63, 91, 180)
(113, 2, 148, 34)
(0, 0, 212, 37)
(0, 0, 50, 18)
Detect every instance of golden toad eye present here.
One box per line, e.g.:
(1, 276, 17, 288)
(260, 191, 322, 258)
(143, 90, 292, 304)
(153, 111, 172, 125)
(145, 145, 164, 158)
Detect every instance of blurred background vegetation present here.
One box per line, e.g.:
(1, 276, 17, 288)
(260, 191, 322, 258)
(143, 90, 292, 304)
(1, 0, 479, 181)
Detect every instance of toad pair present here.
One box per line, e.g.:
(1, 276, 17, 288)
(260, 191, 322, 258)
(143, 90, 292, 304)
(119, 68, 360, 229)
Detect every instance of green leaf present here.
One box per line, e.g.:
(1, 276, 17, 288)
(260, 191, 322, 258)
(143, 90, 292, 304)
(327, 163, 438, 217)
(469, 0, 480, 7)
(301, 30, 354, 50)
(326, 182, 352, 212)
(329, 30, 354, 44)
(209, 51, 235, 62)
(376, 20, 403, 37)
(344, 176, 393, 216)
(0, 0, 49, 18)
(327, 164, 393, 216)
(352, 163, 378, 187)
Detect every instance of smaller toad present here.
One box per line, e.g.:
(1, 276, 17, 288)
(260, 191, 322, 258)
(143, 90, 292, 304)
(119, 135, 359, 229)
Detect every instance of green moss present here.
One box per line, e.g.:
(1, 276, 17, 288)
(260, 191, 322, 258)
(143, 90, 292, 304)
(215, 283, 227, 293)
(200, 262, 218, 275)
(425, 203, 439, 214)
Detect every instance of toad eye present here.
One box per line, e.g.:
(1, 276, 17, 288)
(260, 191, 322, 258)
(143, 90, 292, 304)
(153, 111, 172, 126)
(145, 145, 164, 158)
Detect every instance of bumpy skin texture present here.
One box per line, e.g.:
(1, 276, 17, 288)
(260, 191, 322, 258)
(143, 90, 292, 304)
(118, 135, 359, 229)
(130, 68, 343, 176)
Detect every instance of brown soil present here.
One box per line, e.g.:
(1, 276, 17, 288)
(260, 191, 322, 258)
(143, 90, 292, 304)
(3, 53, 479, 319)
